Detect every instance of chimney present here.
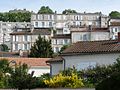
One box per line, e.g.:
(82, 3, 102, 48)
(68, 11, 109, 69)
(118, 32, 120, 42)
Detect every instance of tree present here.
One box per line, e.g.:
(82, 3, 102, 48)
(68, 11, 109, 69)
(109, 11, 120, 19)
(62, 9, 77, 14)
(29, 35, 53, 58)
(0, 44, 9, 52)
(0, 58, 13, 88)
(59, 45, 70, 54)
(38, 6, 54, 14)
(0, 10, 31, 22)
(8, 63, 38, 90)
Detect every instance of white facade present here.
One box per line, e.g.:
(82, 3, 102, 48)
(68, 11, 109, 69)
(28, 66, 50, 77)
(0, 21, 30, 49)
(50, 53, 120, 75)
(11, 34, 51, 52)
(109, 19, 120, 39)
(31, 13, 109, 35)
(52, 38, 71, 53)
(72, 32, 110, 43)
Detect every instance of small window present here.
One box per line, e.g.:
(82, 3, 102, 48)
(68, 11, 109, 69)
(83, 34, 88, 41)
(35, 22, 38, 27)
(49, 22, 52, 27)
(80, 22, 82, 26)
(64, 39, 68, 44)
(42, 22, 45, 27)
(55, 47, 59, 53)
(24, 35, 27, 41)
(49, 15, 52, 20)
(24, 44, 27, 50)
(15, 44, 18, 50)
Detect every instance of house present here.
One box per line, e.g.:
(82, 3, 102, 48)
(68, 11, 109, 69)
(10, 28, 51, 52)
(71, 26, 110, 43)
(31, 12, 109, 35)
(51, 34, 71, 53)
(109, 18, 120, 39)
(0, 21, 31, 49)
(0, 57, 51, 77)
(47, 33, 120, 75)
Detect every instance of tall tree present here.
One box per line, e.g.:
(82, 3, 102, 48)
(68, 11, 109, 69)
(109, 11, 120, 19)
(62, 9, 77, 14)
(38, 6, 54, 14)
(29, 35, 53, 58)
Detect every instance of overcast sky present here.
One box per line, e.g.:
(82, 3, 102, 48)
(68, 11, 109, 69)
(0, 0, 120, 15)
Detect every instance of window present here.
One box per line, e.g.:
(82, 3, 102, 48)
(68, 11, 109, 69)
(80, 22, 82, 26)
(76, 16, 79, 20)
(64, 39, 68, 44)
(115, 28, 118, 32)
(57, 39, 63, 45)
(74, 34, 82, 42)
(35, 22, 38, 27)
(15, 44, 18, 50)
(49, 15, 52, 20)
(42, 22, 45, 27)
(24, 35, 27, 41)
(42, 15, 44, 20)
(55, 47, 59, 53)
(49, 22, 52, 27)
(83, 34, 88, 41)
(24, 44, 27, 50)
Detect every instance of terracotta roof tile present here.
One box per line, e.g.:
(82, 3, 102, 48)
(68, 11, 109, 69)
(46, 56, 64, 63)
(61, 40, 120, 55)
(0, 58, 51, 67)
(110, 22, 120, 26)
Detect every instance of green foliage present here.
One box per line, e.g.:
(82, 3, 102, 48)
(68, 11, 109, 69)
(38, 6, 54, 14)
(37, 73, 51, 88)
(8, 63, 38, 89)
(78, 65, 113, 86)
(44, 73, 84, 88)
(0, 12, 31, 22)
(96, 71, 120, 90)
(59, 45, 70, 54)
(0, 44, 9, 52)
(0, 58, 13, 88)
(62, 9, 77, 14)
(109, 11, 120, 19)
(29, 35, 53, 58)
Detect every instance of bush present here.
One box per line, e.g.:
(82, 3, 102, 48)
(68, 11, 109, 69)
(37, 73, 51, 88)
(96, 71, 120, 90)
(44, 73, 84, 88)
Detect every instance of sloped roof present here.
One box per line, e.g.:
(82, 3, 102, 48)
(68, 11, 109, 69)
(46, 56, 64, 63)
(0, 58, 51, 67)
(110, 22, 120, 26)
(52, 34, 71, 39)
(10, 29, 51, 35)
(61, 40, 120, 55)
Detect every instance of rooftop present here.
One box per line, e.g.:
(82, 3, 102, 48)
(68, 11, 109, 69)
(0, 57, 51, 67)
(61, 40, 120, 55)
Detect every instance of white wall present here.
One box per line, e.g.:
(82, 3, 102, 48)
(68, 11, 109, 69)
(51, 62, 63, 75)
(63, 53, 120, 70)
(28, 66, 50, 77)
(50, 53, 120, 75)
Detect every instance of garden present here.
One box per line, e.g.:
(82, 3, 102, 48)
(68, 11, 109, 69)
(0, 58, 120, 90)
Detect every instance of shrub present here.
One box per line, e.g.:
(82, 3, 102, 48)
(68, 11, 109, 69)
(44, 73, 84, 88)
(96, 71, 120, 90)
(37, 73, 51, 88)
